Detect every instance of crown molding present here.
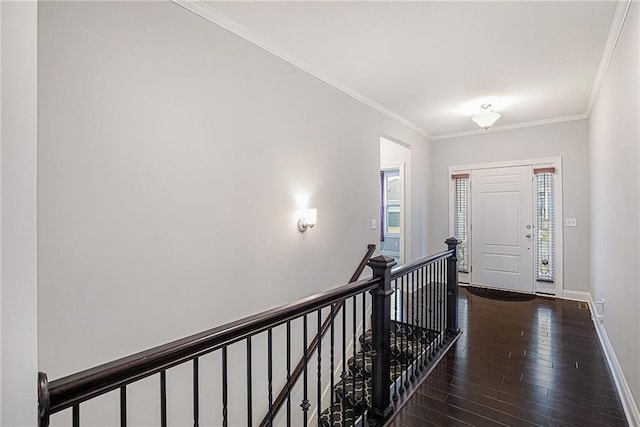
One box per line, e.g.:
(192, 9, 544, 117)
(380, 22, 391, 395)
(431, 113, 588, 141)
(586, 0, 633, 116)
(172, 0, 432, 139)
(173, 0, 628, 143)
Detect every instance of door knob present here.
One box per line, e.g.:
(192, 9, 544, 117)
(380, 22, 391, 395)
(525, 233, 532, 238)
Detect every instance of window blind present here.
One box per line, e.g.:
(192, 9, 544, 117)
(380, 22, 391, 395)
(453, 177, 469, 273)
(535, 172, 555, 282)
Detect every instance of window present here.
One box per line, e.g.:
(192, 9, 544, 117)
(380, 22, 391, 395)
(452, 174, 469, 273)
(385, 175, 400, 235)
(383, 171, 401, 235)
(535, 170, 555, 282)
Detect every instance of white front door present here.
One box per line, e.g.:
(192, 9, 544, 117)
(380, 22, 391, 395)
(471, 166, 534, 293)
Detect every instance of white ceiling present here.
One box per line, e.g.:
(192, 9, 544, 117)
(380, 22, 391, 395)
(206, 1, 618, 139)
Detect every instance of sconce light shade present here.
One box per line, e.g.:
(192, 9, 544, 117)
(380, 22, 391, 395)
(471, 104, 501, 129)
(297, 208, 317, 232)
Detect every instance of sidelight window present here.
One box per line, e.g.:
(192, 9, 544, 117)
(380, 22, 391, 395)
(452, 174, 469, 273)
(535, 170, 555, 282)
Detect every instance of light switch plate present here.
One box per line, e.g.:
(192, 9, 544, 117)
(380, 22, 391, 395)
(565, 218, 577, 227)
(370, 219, 378, 230)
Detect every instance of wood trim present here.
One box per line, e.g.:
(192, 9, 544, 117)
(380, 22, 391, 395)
(534, 167, 556, 174)
(586, 0, 633, 116)
(451, 173, 470, 179)
(432, 113, 588, 141)
(587, 292, 640, 426)
(171, 0, 432, 139)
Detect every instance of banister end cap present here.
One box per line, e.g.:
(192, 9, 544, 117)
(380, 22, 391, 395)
(367, 255, 397, 269)
(445, 237, 460, 246)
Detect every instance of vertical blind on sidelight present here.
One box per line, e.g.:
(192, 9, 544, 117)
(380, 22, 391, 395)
(534, 168, 555, 282)
(452, 174, 469, 273)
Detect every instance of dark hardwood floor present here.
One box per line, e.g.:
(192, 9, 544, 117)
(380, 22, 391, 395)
(387, 287, 627, 426)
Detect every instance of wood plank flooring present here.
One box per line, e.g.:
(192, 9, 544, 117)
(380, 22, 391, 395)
(387, 287, 627, 426)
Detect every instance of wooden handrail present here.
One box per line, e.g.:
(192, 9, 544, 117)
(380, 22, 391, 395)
(391, 249, 454, 279)
(258, 244, 377, 427)
(38, 241, 460, 427)
(39, 269, 382, 419)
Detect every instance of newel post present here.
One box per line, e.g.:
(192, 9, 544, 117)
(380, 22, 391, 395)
(445, 237, 460, 335)
(38, 372, 50, 427)
(367, 255, 397, 426)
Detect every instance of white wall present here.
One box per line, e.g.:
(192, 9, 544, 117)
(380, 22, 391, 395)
(1, 1, 39, 425)
(589, 2, 640, 407)
(37, 2, 430, 425)
(429, 120, 591, 292)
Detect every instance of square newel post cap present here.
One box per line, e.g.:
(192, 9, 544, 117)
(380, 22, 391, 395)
(445, 237, 460, 247)
(367, 255, 397, 270)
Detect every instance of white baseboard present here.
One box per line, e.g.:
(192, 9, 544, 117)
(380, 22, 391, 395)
(560, 289, 591, 302)
(585, 293, 640, 426)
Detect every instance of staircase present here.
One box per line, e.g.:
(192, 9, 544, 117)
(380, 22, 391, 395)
(320, 320, 440, 427)
(37, 239, 461, 427)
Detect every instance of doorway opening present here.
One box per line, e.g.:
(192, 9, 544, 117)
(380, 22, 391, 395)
(380, 137, 411, 265)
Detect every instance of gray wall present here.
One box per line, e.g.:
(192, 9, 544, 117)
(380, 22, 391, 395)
(589, 2, 640, 407)
(429, 120, 590, 292)
(37, 1, 430, 425)
(1, 2, 39, 425)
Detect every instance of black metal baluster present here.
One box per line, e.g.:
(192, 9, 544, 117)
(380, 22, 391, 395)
(286, 321, 291, 427)
(440, 260, 447, 347)
(317, 309, 322, 426)
(72, 404, 79, 427)
(193, 358, 199, 427)
(417, 268, 424, 372)
(429, 263, 438, 360)
(160, 370, 167, 427)
(439, 260, 444, 348)
(267, 330, 273, 427)
(361, 291, 366, 410)
(120, 386, 127, 427)
(352, 295, 357, 414)
(393, 278, 399, 401)
(410, 271, 416, 383)
(222, 347, 228, 427)
(415, 270, 420, 374)
(247, 337, 252, 427)
(443, 257, 448, 341)
(442, 260, 446, 347)
(421, 266, 427, 369)
(342, 300, 347, 426)
(403, 274, 409, 392)
(400, 275, 409, 394)
(302, 315, 310, 425)
(429, 264, 434, 361)
(330, 304, 335, 427)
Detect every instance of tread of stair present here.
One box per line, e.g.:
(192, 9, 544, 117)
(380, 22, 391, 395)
(319, 321, 439, 427)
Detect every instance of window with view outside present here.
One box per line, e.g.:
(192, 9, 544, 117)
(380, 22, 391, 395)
(535, 172, 555, 282)
(453, 177, 469, 273)
(385, 174, 400, 235)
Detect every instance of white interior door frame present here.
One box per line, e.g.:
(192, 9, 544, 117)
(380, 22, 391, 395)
(381, 162, 406, 264)
(448, 157, 564, 296)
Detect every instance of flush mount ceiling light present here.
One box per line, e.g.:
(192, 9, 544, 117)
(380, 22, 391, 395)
(472, 104, 501, 129)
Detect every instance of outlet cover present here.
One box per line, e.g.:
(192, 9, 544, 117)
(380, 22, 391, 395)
(565, 218, 577, 227)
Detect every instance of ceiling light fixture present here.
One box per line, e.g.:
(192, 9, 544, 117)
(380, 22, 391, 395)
(471, 104, 501, 129)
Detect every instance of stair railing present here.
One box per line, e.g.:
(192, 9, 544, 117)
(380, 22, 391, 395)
(258, 244, 376, 427)
(38, 238, 460, 427)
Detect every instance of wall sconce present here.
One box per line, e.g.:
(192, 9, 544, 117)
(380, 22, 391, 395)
(297, 208, 317, 233)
